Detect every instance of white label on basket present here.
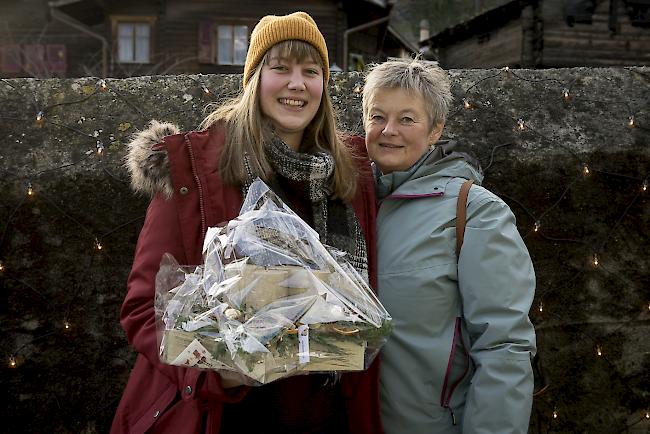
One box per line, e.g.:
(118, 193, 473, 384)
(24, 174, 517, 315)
(298, 324, 310, 364)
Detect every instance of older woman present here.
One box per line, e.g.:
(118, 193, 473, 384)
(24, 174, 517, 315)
(362, 58, 536, 434)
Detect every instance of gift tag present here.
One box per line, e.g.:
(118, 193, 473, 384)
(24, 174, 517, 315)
(298, 324, 310, 364)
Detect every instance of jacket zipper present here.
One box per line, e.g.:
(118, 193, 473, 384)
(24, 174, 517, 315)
(184, 135, 207, 240)
(440, 317, 470, 425)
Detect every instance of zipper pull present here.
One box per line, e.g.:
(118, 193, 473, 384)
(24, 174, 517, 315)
(449, 408, 457, 426)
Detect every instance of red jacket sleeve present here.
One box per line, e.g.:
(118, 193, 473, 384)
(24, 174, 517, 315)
(120, 193, 247, 403)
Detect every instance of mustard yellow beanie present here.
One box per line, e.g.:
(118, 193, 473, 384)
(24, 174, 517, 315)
(243, 11, 329, 86)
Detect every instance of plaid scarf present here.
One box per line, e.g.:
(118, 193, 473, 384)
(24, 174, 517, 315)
(243, 135, 368, 281)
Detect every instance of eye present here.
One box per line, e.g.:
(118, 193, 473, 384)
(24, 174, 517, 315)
(370, 114, 384, 122)
(270, 64, 288, 71)
(401, 116, 415, 124)
(305, 68, 320, 76)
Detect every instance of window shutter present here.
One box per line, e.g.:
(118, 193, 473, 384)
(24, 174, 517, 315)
(198, 20, 215, 64)
(47, 44, 67, 75)
(24, 44, 46, 75)
(1, 45, 22, 73)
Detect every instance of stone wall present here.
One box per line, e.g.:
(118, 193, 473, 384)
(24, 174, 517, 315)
(1, 68, 648, 433)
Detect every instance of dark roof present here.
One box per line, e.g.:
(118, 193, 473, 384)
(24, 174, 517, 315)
(419, 0, 532, 47)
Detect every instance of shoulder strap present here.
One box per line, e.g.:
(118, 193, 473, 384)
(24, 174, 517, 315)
(455, 179, 474, 259)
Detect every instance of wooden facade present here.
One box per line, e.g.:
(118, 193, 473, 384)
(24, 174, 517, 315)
(421, 0, 650, 68)
(0, 0, 414, 78)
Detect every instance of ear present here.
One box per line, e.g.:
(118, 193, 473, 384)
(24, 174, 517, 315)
(428, 121, 445, 143)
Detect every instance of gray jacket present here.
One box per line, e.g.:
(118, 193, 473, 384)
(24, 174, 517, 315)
(376, 144, 536, 434)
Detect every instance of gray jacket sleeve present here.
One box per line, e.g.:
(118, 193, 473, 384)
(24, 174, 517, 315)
(457, 190, 537, 434)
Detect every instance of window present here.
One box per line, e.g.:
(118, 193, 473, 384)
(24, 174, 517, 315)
(217, 25, 248, 65)
(117, 22, 151, 63)
(0, 45, 22, 73)
(111, 17, 156, 64)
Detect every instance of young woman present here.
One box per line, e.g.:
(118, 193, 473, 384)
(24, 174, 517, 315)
(362, 58, 536, 434)
(111, 12, 381, 434)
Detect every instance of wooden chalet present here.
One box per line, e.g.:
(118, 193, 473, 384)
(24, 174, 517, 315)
(0, 0, 416, 78)
(418, 0, 650, 68)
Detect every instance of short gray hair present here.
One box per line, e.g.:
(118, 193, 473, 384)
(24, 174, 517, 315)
(362, 58, 453, 131)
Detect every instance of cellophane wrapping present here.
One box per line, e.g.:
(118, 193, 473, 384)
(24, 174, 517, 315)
(154, 179, 392, 385)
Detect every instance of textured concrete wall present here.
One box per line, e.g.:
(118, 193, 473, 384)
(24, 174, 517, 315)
(1, 68, 649, 433)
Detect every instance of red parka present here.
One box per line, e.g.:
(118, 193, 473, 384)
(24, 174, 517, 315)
(111, 123, 382, 434)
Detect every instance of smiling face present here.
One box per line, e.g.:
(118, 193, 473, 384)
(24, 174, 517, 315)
(365, 87, 444, 174)
(259, 47, 324, 150)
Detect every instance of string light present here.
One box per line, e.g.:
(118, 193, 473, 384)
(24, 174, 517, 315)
(534, 221, 541, 232)
(592, 253, 599, 267)
(627, 115, 635, 128)
(63, 320, 71, 330)
(562, 88, 570, 101)
(202, 86, 211, 95)
(0, 260, 4, 272)
(463, 98, 471, 109)
(553, 407, 558, 419)
(35, 110, 44, 124)
(96, 140, 104, 156)
(642, 179, 647, 192)
(26, 182, 34, 196)
(538, 301, 543, 312)
(353, 85, 363, 94)
(596, 345, 603, 356)
(582, 163, 590, 176)
(645, 411, 649, 419)
(98, 79, 108, 92)
(95, 238, 103, 251)
(503, 66, 510, 73)
(9, 356, 17, 368)
(516, 117, 525, 131)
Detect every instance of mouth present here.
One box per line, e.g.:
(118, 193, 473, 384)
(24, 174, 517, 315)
(379, 143, 404, 149)
(278, 98, 306, 108)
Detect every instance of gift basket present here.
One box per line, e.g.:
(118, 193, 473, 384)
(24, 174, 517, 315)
(154, 179, 392, 385)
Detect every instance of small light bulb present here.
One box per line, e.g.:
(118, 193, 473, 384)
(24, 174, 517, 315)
(202, 86, 211, 95)
(36, 111, 44, 123)
(644, 411, 649, 419)
(9, 356, 16, 368)
(96, 140, 104, 156)
(582, 163, 590, 176)
(596, 345, 602, 356)
(463, 98, 471, 109)
(642, 180, 647, 192)
(353, 85, 363, 94)
(628, 115, 635, 128)
(553, 408, 558, 419)
(0, 260, 4, 272)
(98, 79, 108, 91)
(593, 253, 599, 267)
(538, 301, 543, 312)
(95, 238, 103, 251)
(64, 321, 71, 330)
(534, 221, 540, 232)
(562, 88, 570, 100)
(27, 182, 34, 196)
(504, 66, 510, 72)
(517, 118, 525, 131)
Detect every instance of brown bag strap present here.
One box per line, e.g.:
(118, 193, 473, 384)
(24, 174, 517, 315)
(456, 179, 474, 258)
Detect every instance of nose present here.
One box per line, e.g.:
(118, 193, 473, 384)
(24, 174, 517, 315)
(287, 67, 306, 91)
(382, 119, 398, 136)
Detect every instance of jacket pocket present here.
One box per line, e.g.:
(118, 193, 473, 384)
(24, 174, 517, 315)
(439, 317, 470, 423)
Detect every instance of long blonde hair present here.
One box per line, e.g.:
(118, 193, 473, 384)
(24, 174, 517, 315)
(200, 40, 357, 201)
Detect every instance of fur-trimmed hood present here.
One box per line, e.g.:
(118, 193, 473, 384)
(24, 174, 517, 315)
(125, 120, 180, 199)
